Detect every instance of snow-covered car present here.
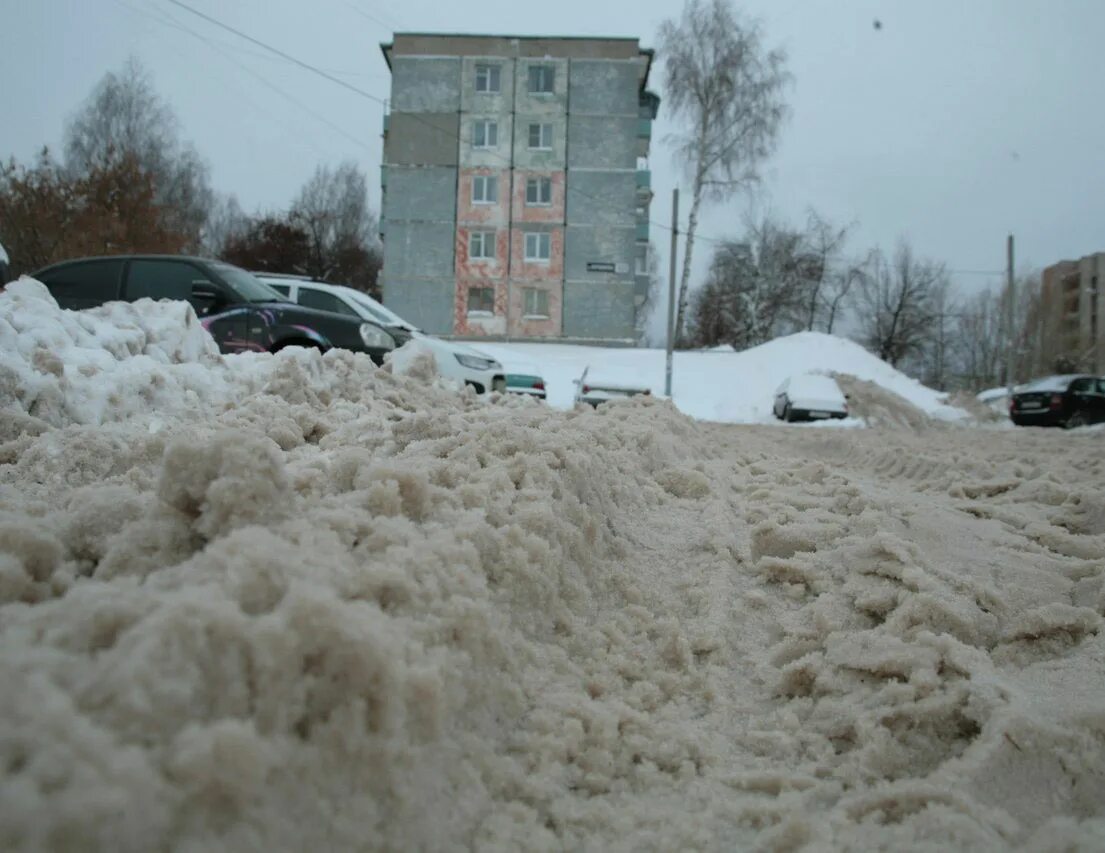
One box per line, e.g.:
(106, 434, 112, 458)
(256, 275, 506, 394)
(573, 366, 651, 407)
(773, 374, 849, 422)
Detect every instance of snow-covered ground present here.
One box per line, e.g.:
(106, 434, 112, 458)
(478, 331, 966, 424)
(3, 285, 1105, 850)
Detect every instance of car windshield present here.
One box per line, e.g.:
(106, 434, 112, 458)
(213, 262, 290, 303)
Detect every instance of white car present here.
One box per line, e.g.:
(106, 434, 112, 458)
(256, 275, 506, 393)
(773, 374, 849, 422)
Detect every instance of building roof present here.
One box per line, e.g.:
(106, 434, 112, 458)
(380, 32, 655, 90)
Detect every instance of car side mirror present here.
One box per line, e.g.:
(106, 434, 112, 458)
(191, 283, 224, 316)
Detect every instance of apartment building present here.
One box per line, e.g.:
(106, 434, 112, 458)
(379, 33, 659, 341)
(1038, 252, 1104, 373)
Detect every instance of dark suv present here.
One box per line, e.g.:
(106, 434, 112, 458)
(1010, 374, 1105, 428)
(32, 255, 396, 363)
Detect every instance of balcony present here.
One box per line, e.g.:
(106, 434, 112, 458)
(636, 220, 649, 242)
(636, 169, 651, 190)
(637, 118, 651, 139)
(382, 114, 390, 135)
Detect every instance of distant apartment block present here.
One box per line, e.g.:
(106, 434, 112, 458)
(379, 33, 659, 341)
(1039, 252, 1104, 373)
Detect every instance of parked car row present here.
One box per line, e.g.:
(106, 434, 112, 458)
(26, 254, 527, 395)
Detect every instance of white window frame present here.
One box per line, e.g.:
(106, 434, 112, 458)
(524, 232, 551, 263)
(472, 119, 498, 149)
(468, 230, 496, 261)
(528, 65, 555, 94)
(467, 286, 496, 317)
(523, 287, 550, 319)
(525, 177, 552, 206)
(472, 175, 498, 205)
(527, 123, 553, 150)
(635, 253, 648, 276)
(474, 64, 500, 93)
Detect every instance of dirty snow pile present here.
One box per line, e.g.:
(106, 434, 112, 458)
(2, 288, 1105, 851)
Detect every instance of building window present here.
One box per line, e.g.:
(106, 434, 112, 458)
(473, 119, 498, 149)
(475, 64, 500, 93)
(525, 177, 552, 206)
(469, 230, 496, 260)
(524, 232, 551, 262)
(527, 123, 553, 150)
(635, 253, 648, 276)
(523, 288, 549, 318)
(472, 175, 498, 204)
(467, 287, 495, 315)
(528, 65, 555, 94)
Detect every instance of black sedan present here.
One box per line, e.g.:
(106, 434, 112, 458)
(1009, 374, 1105, 428)
(32, 255, 397, 364)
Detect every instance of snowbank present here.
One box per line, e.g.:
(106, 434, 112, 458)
(1, 279, 242, 426)
(1, 293, 1103, 850)
(479, 331, 966, 424)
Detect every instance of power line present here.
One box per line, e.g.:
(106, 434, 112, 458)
(122, 0, 378, 161)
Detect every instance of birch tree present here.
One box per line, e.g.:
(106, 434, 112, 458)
(855, 243, 946, 367)
(659, 0, 789, 343)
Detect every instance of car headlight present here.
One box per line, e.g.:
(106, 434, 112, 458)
(359, 323, 394, 350)
(455, 353, 501, 371)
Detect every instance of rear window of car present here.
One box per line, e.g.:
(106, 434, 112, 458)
(38, 260, 124, 309)
(1020, 375, 1078, 393)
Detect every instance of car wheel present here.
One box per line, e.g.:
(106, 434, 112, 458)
(1065, 411, 1088, 429)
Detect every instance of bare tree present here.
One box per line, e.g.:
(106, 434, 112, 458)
(64, 57, 213, 249)
(689, 215, 807, 349)
(202, 193, 249, 257)
(822, 260, 866, 334)
(659, 0, 789, 344)
(798, 211, 850, 331)
(855, 243, 946, 367)
(954, 286, 1005, 389)
(290, 161, 382, 296)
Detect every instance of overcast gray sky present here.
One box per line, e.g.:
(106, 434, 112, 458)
(5, 0, 1105, 332)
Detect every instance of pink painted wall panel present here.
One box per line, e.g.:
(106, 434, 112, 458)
(510, 227, 564, 281)
(511, 171, 565, 223)
(456, 168, 509, 226)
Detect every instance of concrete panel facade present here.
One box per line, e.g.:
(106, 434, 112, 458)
(390, 57, 461, 112)
(567, 116, 638, 169)
(563, 225, 636, 283)
(384, 113, 460, 166)
(459, 56, 516, 114)
(569, 60, 640, 116)
(562, 280, 636, 340)
(384, 278, 455, 336)
(514, 58, 570, 117)
(383, 166, 457, 222)
(383, 221, 456, 280)
(565, 171, 635, 227)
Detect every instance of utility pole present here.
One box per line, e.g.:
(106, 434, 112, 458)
(1005, 234, 1015, 392)
(665, 188, 679, 398)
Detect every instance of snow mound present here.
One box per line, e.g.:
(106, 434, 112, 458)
(0, 278, 234, 426)
(480, 332, 966, 425)
(1, 303, 1103, 850)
